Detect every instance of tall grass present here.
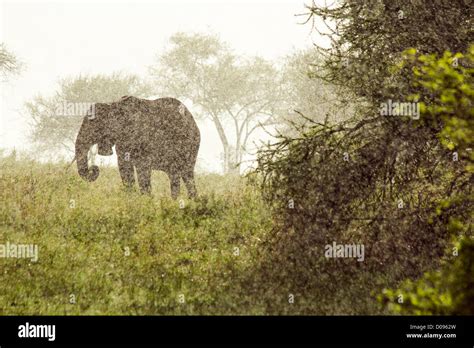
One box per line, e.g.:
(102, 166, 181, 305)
(0, 156, 271, 314)
(1, 155, 398, 315)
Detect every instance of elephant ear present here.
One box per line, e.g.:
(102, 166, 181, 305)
(87, 102, 108, 120)
(92, 103, 114, 127)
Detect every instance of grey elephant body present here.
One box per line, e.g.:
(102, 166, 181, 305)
(75, 96, 200, 198)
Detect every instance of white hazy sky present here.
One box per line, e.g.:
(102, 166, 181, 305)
(1, 0, 319, 172)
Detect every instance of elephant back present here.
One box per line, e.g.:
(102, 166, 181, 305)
(147, 98, 200, 171)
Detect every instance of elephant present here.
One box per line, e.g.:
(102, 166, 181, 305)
(75, 96, 200, 198)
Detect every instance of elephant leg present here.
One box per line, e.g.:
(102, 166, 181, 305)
(117, 148, 135, 189)
(168, 173, 181, 200)
(182, 171, 197, 198)
(136, 164, 152, 194)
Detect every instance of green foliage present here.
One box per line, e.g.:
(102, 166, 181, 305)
(253, 0, 472, 315)
(308, 0, 472, 105)
(0, 157, 271, 314)
(377, 47, 474, 315)
(378, 237, 474, 315)
(404, 45, 474, 168)
(4, 1, 472, 316)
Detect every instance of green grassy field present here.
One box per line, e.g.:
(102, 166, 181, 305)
(0, 156, 273, 315)
(1, 156, 401, 315)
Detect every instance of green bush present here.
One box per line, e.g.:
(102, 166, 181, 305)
(251, 5, 472, 314)
(379, 237, 474, 315)
(378, 46, 473, 315)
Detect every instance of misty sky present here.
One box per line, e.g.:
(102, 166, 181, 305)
(1, 0, 319, 172)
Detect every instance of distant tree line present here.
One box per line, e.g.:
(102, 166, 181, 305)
(26, 33, 338, 173)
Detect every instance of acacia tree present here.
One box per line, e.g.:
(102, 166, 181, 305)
(308, 0, 472, 104)
(0, 43, 21, 80)
(27, 73, 151, 157)
(252, 0, 473, 314)
(280, 49, 356, 134)
(150, 32, 284, 174)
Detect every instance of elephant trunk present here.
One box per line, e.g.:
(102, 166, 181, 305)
(75, 122, 99, 182)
